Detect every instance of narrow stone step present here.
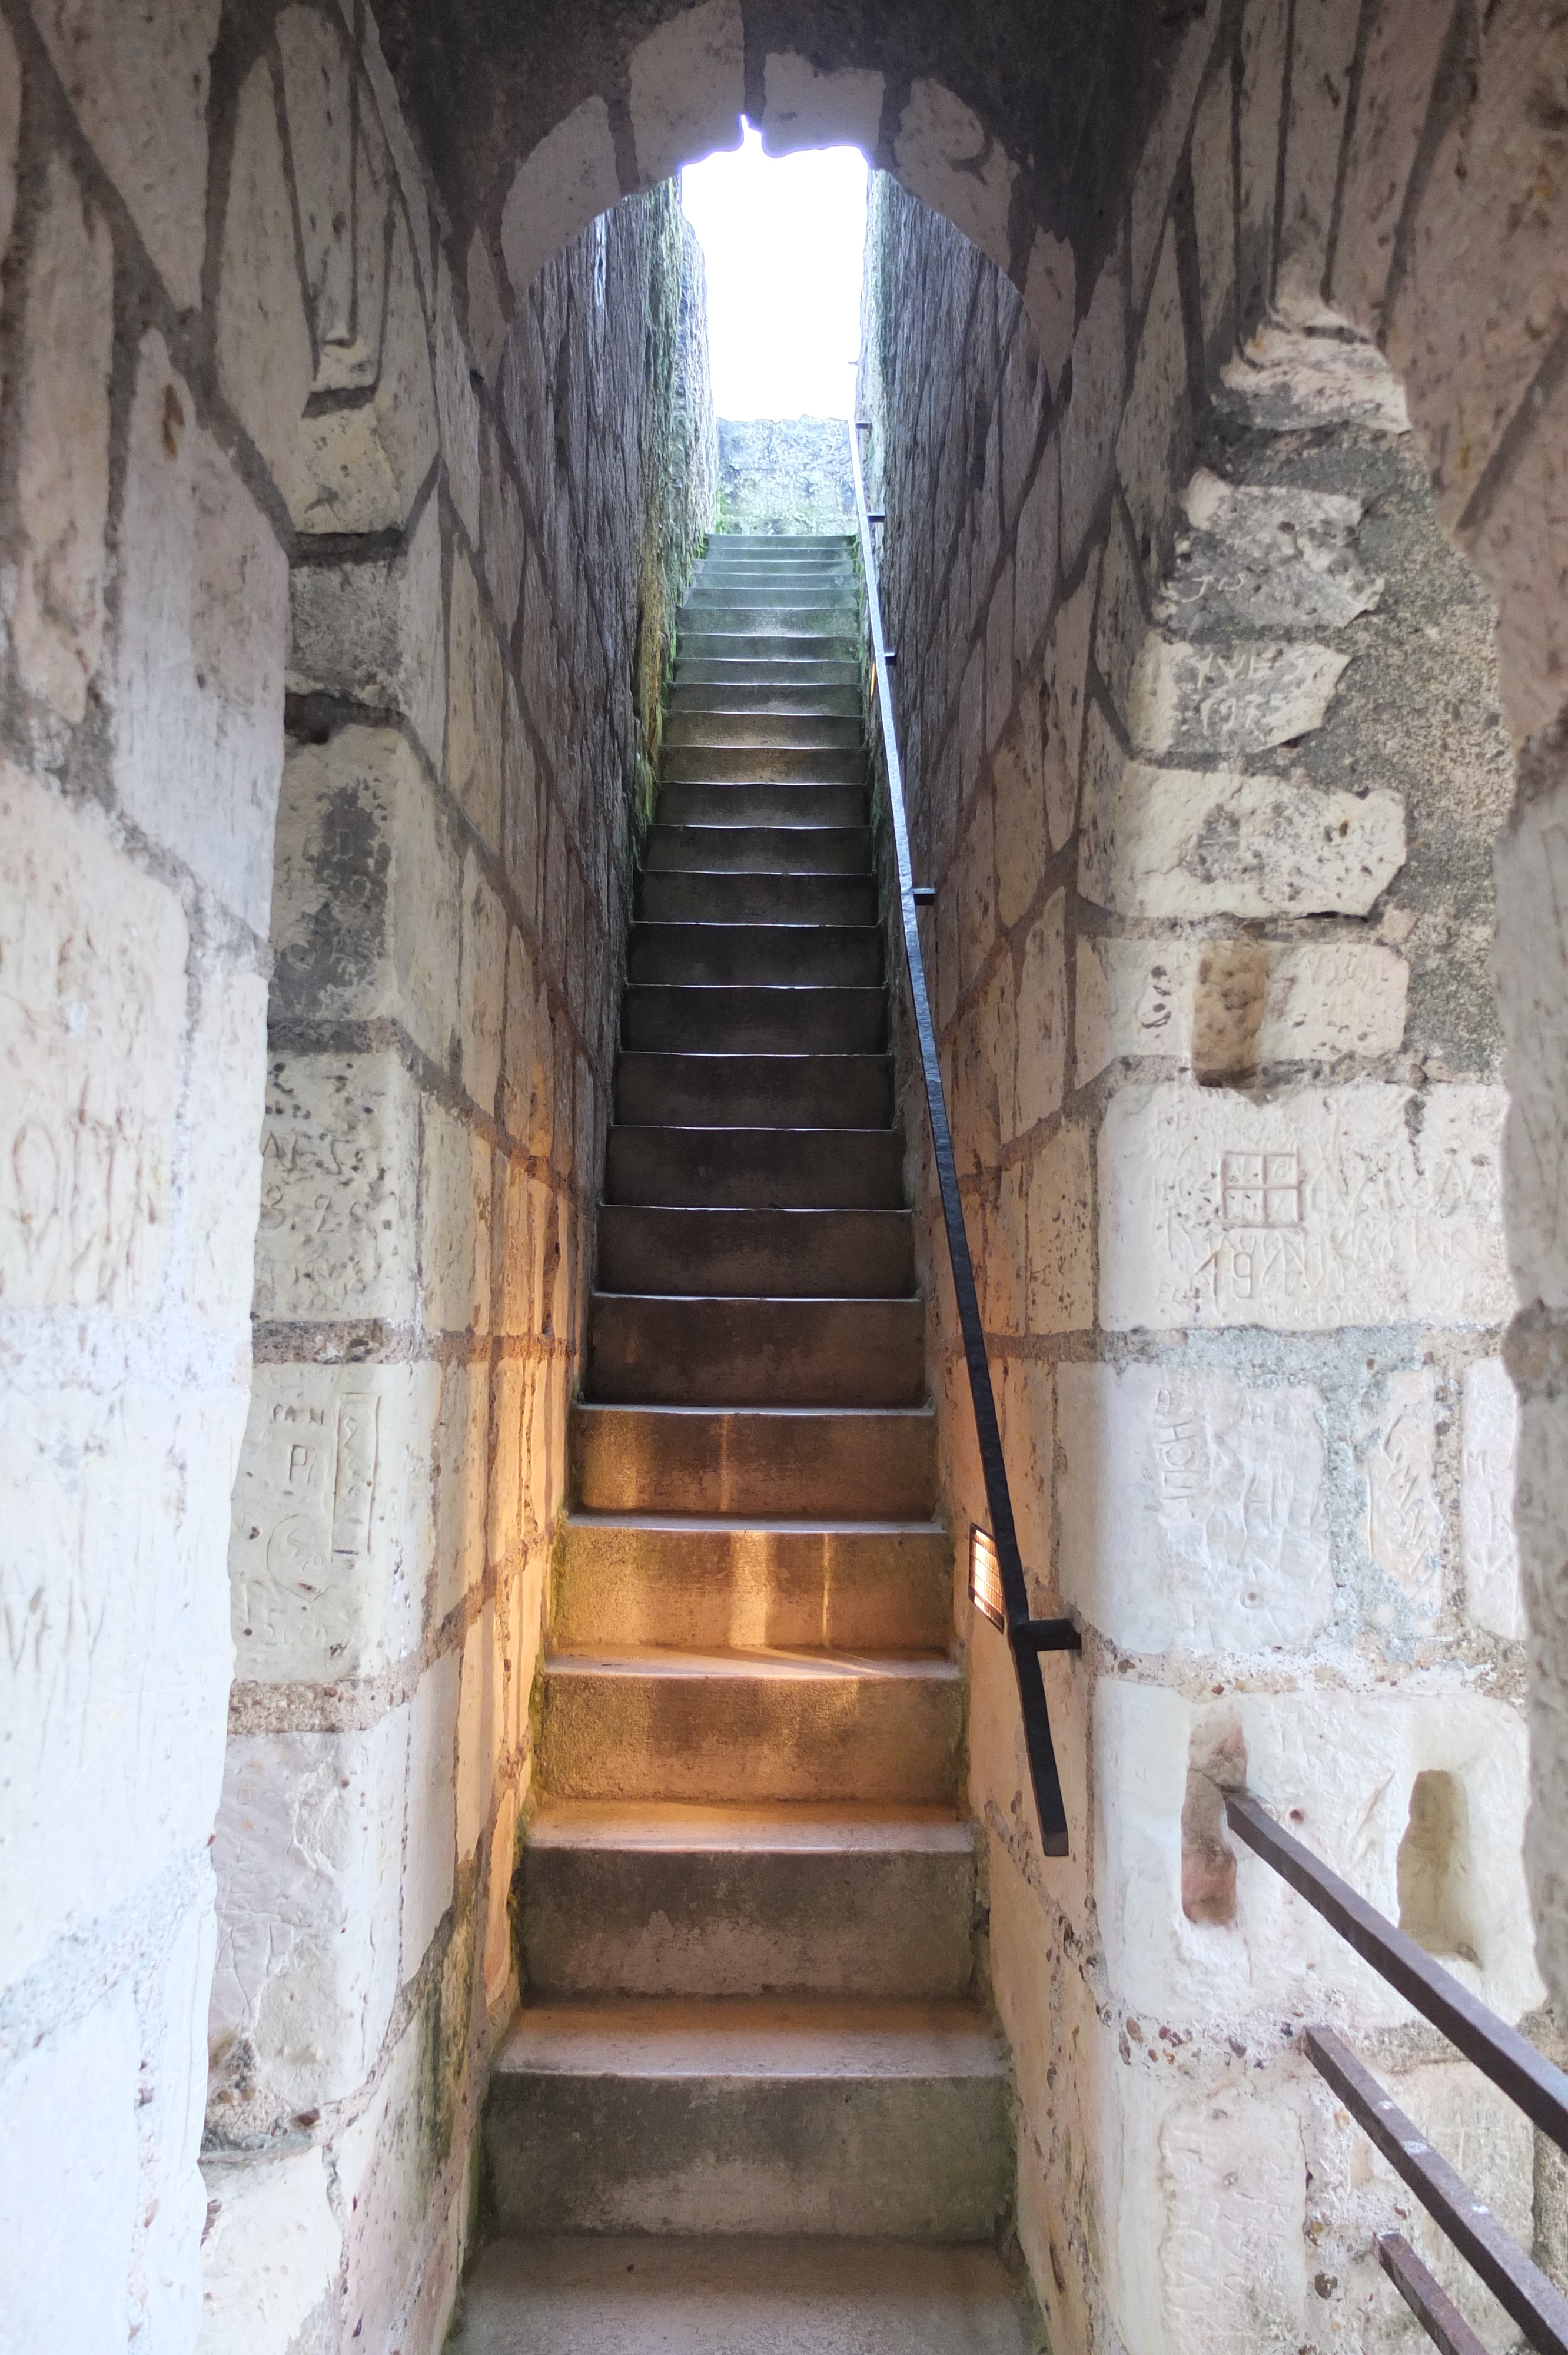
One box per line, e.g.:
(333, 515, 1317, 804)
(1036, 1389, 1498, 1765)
(627, 923, 881, 987)
(520, 1801, 975, 1996)
(645, 819, 870, 870)
(637, 870, 878, 925)
(674, 656, 861, 688)
(538, 1651, 964, 1806)
(586, 1293, 926, 1407)
(484, 1998, 1009, 2236)
(679, 631, 859, 663)
(623, 984, 886, 1055)
(614, 1052, 894, 1129)
(664, 710, 863, 750)
(604, 1125, 904, 1208)
(570, 1404, 936, 1518)
(667, 682, 862, 715)
(660, 747, 868, 787)
(656, 781, 867, 827)
(448, 2236, 1033, 2355)
(554, 1514, 952, 1652)
(596, 1205, 913, 1296)
(683, 594, 859, 622)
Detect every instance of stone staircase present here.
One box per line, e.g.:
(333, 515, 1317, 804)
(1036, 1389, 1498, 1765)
(453, 537, 1029, 2350)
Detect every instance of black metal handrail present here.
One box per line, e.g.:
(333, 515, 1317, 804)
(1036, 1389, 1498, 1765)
(1228, 1790, 1568, 2355)
(848, 418, 1076, 1858)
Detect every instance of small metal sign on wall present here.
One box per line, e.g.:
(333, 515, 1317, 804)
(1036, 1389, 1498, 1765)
(969, 1525, 1005, 1631)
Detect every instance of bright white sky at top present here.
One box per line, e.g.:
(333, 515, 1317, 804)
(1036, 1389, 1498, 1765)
(680, 126, 868, 421)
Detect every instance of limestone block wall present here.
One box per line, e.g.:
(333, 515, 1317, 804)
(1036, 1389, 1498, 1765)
(857, 21, 1552, 2354)
(0, 4, 713, 2349)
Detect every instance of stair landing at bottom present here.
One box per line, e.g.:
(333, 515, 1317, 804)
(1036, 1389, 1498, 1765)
(449, 2237, 1038, 2354)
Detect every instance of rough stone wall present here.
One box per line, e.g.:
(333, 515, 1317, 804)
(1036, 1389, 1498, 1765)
(0, 4, 712, 2350)
(716, 418, 855, 533)
(858, 31, 1546, 2355)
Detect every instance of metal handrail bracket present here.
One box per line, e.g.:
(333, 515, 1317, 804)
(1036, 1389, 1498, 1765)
(847, 418, 1074, 1858)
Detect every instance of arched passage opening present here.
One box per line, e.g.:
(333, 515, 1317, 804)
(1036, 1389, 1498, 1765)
(2, 4, 1567, 2353)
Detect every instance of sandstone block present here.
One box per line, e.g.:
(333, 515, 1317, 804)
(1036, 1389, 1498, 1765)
(1496, 790, 1568, 1299)
(1012, 436, 1059, 676)
(1095, 1680, 1541, 2027)
(461, 850, 507, 1115)
(29, 0, 219, 310)
(1012, 891, 1067, 1135)
(1359, 1367, 1443, 1620)
(996, 1355, 1053, 1590)
(131, 1888, 215, 2350)
(0, 759, 187, 1309)
(421, 1103, 493, 1336)
(1129, 633, 1349, 759)
(991, 704, 1048, 935)
(629, 0, 743, 186)
(0, 1981, 139, 2348)
(481, 426, 526, 638)
(483, 1786, 519, 2011)
(183, 961, 270, 1322)
(894, 78, 1016, 272)
(0, 16, 16, 273)
(270, 725, 460, 1063)
(216, 61, 315, 510)
(457, 1603, 497, 1862)
(228, 1360, 439, 1683)
(1237, 0, 1290, 318)
(277, 6, 364, 390)
(359, 6, 432, 298)
(1277, 0, 1360, 312)
(1059, 253, 1127, 568)
(403, 1651, 459, 1978)
(1462, 1357, 1523, 1640)
(1077, 937, 1191, 1082)
(1077, 936, 1407, 1082)
(1222, 321, 1408, 435)
(335, 2006, 429, 2353)
(1473, 353, 1568, 741)
(1093, 504, 1147, 725)
(1190, 65, 1237, 361)
(208, 1722, 405, 2127)
(760, 53, 884, 158)
(1160, 471, 1382, 635)
(1023, 230, 1075, 394)
(435, 1357, 490, 1621)
(14, 153, 113, 723)
(985, 562, 1015, 757)
(287, 492, 446, 767)
(292, 203, 439, 535)
(1129, 8, 1219, 300)
(1377, 2060, 1535, 2347)
(447, 547, 505, 853)
(1078, 747, 1405, 920)
(1331, 0, 1450, 324)
(197, 2147, 342, 2355)
(467, 228, 507, 386)
(115, 331, 289, 933)
(1044, 556, 1097, 850)
(500, 98, 620, 300)
(0, 1382, 240, 1986)
(1026, 1122, 1092, 1333)
(253, 1052, 420, 1323)
(1098, 1080, 1510, 1331)
(1059, 1361, 1332, 1653)
(436, 250, 483, 546)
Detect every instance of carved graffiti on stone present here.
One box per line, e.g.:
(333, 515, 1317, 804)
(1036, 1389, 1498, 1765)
(1361, 1370, 1443, 1616)
(1461, 1358, 1523, 1640)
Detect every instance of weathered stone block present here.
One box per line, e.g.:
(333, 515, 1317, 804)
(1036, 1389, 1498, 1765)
(1076, 936, 1407, 1082)
(0, 760, 187, 1308)
(270, 726, 460, 1064)
(1277, 0, 1360, 312)
(1044, 556, 1097, 851)
(482, 424, 526, 638)
(1473, 356, 1568, 741)
(759, 52, 884, 157)
(1128, 7, 1218, 300)
(1359, 1367, 1443, 1620)
(629, 0, 743, 186)
(197, 2147, 341, 2355)
(28, 0, 219, 310)
(1222, 320, 1408, 435)
(501, 98, 620, 300)
(12, 152, 112, 724)
(1012, 436, 1059, 675)
(1332, 0, 1451, 324)
(229, 1360, 438, 1682)
(1012, 891, 1066, 1136)
(1026, 1122, 1092, 1334)
(1059, 1361, 1332, 1653)
(1077, 936, 1190, 1081)
(0, 1382, 240, 1986)
(1160, 470, 1382, 635)
(1023, 230, 1075, 393)
(1462, 1357, 1523, 1640)
(461, 850, 507, 1115)
(1059, 253, 1127, 568)
(0, 16, 17, 275)
(216, 60, 315, 508)
(1118, 223, 1188, 568)
(208, 1721, 405, 2125)
(435, 1357, 490, 1621)
(1129, 633, 1349, 759)
(457, 1603, 497, 1862)
(0, 1981, 139, 2349)
(287, 492, 446, 768)
(1190, 65, 1236, 361)
(115, 331, 289, 934)
(253, 1052, 420, 1324)
(403, 1650, 459, 1977)
(183, 961, 270, 1322)
(894, 79, 1015, 271)
(483, 1785, 519, 2011)
(1098, 1080, 1511, 1331)
(435, 248, 483, 547)
(292, 201, 439, 535)
(421, 1103, 493, 1336)
(334, 2006, 429, 2353)
(1237, 0, 1290, 319)
(1496, 788, 1568, 1301)
(1079, 745, 1405, 920)
(447, 547, 505, 853)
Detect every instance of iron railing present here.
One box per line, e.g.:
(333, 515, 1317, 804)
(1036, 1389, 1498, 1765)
(849, 418, 1566, 2347)
(848, 419, 1078, 1857)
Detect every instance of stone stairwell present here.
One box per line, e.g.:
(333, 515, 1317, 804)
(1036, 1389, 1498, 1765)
(453, 538, 1031, 2350)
